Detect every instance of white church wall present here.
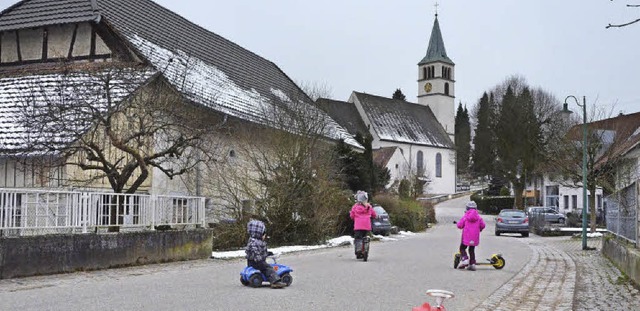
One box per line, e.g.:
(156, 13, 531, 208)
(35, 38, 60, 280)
(376, 141, 455, 194)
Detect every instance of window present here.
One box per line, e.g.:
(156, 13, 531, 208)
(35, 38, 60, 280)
(416, 151, 424, 175)
(423, 67, 427, 80)
(435, 153, 442, 178)
(597, 194, 602, 208)
(572, 195, 578, 209)
(444, 83, 449, 96)
(564, 195, 569, 209)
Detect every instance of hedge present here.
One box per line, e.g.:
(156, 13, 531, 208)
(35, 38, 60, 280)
(471, 195, 514, 215)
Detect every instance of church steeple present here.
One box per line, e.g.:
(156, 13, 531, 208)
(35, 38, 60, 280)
(417, 12, 456, 142)
(419, 15, 454, 66)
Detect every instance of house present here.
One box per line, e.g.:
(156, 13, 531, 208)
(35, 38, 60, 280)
(317, 14, 456, 195)
(0, 0, 360, 222)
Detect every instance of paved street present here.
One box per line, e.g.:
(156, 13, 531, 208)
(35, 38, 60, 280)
(0, 196, 638, 310)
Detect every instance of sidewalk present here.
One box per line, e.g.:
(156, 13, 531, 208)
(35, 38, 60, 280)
(473, 235, 640, 311)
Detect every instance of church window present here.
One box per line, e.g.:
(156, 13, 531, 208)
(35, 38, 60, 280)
(435, 153, 442, 177)
(423, 67, 427, 80)
(417, 151, 424, 175)
(431, 66, 435, 78)
(441, 66, 445, 78)
(444, 83, 449, 95)
(229, 150, 236, 158)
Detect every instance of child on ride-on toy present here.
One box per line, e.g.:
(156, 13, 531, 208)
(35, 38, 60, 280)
(245, 218, 286, 288)
(350, 191, 377, 259)
(456, 201, 486, 271)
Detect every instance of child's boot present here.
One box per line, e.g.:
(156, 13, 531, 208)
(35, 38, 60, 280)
(270, 281, 286, 289)
(467, 259, 476, 271)
(458, 257, 469, 269)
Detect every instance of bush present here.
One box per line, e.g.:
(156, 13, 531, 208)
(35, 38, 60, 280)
(211, 221, 247, 251)
(499, 186, 511, 196)
(373, 194, 428, 232)
(472, 196, 514, 215)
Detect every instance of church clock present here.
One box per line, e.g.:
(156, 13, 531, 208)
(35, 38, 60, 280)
(424, 82, 432, 93)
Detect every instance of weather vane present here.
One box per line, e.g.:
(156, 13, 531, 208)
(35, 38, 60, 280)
(434, 1, 439, 16)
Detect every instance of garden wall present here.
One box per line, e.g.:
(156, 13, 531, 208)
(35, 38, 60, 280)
(0, 229, 213, 279)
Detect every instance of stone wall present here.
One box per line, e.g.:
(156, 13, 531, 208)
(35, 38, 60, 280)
(0, 229, 213, 279)
(602, 236, 640, 287)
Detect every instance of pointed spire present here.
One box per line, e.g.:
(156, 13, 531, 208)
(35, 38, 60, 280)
(419, 14, 454, 65)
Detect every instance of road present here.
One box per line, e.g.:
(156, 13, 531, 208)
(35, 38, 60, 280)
(0, 196, 533, 310)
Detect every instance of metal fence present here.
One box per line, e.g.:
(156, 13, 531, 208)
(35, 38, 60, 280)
(605, 183, 638, 243)
(0, 188, 206, 236)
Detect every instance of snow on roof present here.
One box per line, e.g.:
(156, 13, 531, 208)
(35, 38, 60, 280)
(0, 68, 155, 153)
(128, 34, 361, 148)
(353, 92, 453, 148)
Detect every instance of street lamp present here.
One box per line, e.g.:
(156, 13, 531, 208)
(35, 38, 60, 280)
(562, 95, 588, 250)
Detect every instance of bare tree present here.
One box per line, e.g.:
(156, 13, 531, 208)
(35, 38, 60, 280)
(203, 86, 351, 245)
(542, 99, 637, 232)
(607, 1, 640, 28)
(13, 64, 223, 194)
(296, 80, 334, 101)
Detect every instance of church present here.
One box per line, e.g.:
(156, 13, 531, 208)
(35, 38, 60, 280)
(318, 14, 457, 195)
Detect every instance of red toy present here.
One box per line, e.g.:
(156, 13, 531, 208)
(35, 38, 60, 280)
(412, 289, 455, 311)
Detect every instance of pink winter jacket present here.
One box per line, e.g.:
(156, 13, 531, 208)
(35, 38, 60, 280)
(457, 209, 486, 246)
(350, 203, 377, 231)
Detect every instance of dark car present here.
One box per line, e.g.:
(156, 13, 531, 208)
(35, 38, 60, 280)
(495, 209, 529, 237)
(371, 205, 392, 236)
(527, 206, 566, 224)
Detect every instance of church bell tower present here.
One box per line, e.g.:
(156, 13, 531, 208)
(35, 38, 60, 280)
(417, 13, 455, 142)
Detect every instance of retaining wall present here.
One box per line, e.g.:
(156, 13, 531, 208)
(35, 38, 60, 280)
(0, 229, 213, 279)
(602, 236, 640, 287)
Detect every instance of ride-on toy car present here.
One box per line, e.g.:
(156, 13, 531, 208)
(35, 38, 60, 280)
(412, 289, 455, 311)
(453, 252, 505, 269)
(240, 254, 293, 287)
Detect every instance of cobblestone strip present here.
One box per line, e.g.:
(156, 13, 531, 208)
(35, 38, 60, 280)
(473, 240, 576, 311)
(555, 239, 640, 311)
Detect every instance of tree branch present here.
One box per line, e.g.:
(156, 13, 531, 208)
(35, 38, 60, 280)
(607, 18, 640, 28)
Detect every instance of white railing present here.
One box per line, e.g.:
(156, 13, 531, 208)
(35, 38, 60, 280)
(0, 188, 206, 236)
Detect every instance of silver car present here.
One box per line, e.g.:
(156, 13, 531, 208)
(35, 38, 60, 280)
(527, 206, 566, 224)
(495, 209, 529, 237)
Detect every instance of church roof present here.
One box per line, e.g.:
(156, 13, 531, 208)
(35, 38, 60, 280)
(0, 0, 100, 31)
(419, 16, 454, 65)
(0, 0, 362, 151)
(316, 98, 369, 136)
(352, 92, 453, 149)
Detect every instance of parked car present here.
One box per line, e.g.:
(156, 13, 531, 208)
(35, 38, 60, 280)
(371, 205, 392, 236)
(527, 206, 566, 224)
(495, 209, 529, 237)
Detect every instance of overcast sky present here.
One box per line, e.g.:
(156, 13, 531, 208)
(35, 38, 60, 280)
(2, 0, 639, 116)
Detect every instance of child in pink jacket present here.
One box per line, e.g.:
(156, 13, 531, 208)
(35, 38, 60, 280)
(456, 201, 486, 271)
(350, 191, 377, 258)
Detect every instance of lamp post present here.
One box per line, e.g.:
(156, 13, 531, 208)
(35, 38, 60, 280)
(562, 95, 588, 250)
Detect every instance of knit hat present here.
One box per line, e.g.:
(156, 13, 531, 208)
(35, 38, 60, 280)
(355, 191, 368, 203)
(465, 201, 477, 210)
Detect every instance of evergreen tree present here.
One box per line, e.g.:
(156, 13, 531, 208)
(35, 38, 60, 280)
(471, 92, 495, 177)
(455, 103, 471, 175)
(392, 88, 406, 101)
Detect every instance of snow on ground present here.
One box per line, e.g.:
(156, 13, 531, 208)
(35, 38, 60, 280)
(210, 231, 417, 259)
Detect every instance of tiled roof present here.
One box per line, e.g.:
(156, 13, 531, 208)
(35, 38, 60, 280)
(96, 0, 359, 148)
(352, 92, 453, 149)
(586, 112, 640, 168)
(0, 69, 155, 153)
(373, 147, 398, 168)
(0, 0, 361, 150)
(419, 16, 454, 65)
(316, 98, 369, 136)
(0, 0, 99, 31)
